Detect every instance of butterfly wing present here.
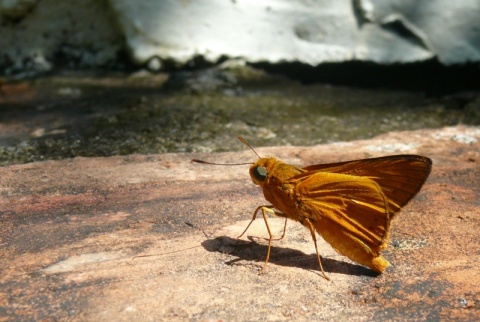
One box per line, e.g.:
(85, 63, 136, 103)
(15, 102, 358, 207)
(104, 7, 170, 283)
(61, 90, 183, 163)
(292, 172, 392, 272)
(290, 156, 431, 272)
(302, 155, 432, 218)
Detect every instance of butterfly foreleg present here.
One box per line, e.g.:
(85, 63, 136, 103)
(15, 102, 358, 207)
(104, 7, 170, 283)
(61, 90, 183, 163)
(258, 206, 276, 273)
(238, 206, 289, 273)
(237, 205, 274, 239)
(237, 206, 287, 241)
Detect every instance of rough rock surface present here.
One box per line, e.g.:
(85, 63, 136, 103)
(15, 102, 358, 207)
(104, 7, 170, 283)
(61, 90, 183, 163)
(1, 126, 479, 320)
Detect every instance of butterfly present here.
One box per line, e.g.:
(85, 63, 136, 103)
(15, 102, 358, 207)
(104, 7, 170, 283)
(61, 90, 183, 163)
(194, 137, 432, 280)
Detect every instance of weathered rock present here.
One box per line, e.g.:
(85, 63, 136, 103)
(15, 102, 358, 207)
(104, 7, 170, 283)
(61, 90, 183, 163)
(1, 125, 479, 320)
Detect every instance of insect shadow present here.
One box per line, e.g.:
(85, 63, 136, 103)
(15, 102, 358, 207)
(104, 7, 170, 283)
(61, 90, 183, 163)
(201, 235, 379, 277)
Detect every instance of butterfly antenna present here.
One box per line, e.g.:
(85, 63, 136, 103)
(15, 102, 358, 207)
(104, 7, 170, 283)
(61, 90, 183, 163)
(238, 136, 261, 159)
(191, 137, 260, 165)
(191, 159, 252, 166)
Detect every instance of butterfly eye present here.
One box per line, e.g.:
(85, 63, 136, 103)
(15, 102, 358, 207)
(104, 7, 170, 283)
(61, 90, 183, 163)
(253, 166, 268, 182)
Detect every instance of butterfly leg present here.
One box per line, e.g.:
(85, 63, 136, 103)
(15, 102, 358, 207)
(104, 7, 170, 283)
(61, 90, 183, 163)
(278, 218, 288, 240)
(237, 205, 274, 239)
(258, 206, 276, 273)
(304, 218, 330, 281)
(237, 206, 287, 273)
(237, 205, 276, 272)
(261, 214, 287, 241)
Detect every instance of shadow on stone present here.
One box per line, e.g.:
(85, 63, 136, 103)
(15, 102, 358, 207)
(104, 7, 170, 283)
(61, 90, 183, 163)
(202, 236, 378, 278)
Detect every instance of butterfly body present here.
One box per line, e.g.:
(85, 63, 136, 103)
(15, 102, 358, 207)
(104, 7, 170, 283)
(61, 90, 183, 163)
(247, 155, 432, 275)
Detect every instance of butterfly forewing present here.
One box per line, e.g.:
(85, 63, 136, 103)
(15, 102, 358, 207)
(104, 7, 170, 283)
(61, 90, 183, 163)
(301, 155, 432, 217)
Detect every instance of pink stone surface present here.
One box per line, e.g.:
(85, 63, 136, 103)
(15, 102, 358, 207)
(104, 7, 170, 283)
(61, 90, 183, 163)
(1, 126, 479, 320)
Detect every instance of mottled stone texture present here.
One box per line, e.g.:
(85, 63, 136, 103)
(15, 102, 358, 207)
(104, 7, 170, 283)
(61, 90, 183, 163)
(1, 126, 479, 321)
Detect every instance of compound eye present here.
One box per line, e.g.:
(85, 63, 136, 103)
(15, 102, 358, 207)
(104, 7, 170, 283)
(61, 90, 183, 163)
(253, 166, 268, 182)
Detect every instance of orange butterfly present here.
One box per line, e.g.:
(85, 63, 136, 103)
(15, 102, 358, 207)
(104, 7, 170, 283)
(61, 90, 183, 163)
(194, 137, 432, 280)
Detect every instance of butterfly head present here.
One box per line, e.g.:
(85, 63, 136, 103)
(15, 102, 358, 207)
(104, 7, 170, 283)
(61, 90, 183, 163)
(249, 157, 278, 186)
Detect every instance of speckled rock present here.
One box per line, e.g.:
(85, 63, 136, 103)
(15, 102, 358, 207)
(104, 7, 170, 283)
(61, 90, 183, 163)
(1, 125, 479, 321)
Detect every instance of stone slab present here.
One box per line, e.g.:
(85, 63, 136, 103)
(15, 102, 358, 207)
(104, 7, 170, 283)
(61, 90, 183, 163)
(1, 126, 479, 320)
